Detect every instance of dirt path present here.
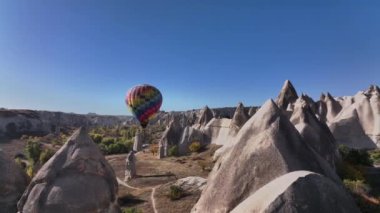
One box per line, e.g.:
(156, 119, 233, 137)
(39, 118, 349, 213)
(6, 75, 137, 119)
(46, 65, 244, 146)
(117, 177, 141, 190)
(151, 186, 159, 213)
(117, 177, 160, 213)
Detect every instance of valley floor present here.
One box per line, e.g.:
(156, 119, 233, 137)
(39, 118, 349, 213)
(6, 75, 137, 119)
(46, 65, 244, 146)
(106, 145, 217, 212)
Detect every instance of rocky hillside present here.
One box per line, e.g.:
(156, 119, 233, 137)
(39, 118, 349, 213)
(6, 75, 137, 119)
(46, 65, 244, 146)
(0, 106, 256, 140)
(278, 81, 380, 149)
(0, 109, 134, 139)
(17, 127, 121, 212)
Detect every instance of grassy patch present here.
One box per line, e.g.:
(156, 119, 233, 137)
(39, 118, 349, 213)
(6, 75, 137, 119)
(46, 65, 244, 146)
(369, 149, 380, 165)
(168, 185, 185, 201)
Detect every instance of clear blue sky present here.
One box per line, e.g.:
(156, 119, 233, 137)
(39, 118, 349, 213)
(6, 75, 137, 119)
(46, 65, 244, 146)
(0, 0, 379, 115)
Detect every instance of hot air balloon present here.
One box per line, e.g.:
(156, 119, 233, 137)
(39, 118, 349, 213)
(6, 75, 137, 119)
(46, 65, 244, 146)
(125, 84, 163, 128)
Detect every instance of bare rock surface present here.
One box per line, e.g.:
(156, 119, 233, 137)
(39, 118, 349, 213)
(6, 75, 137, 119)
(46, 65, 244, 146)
(204, 118, 233, 146)
(329, 107, 377, 149)
(173, 176, 207, 192)
(178, 126, 208, 155)
(290, 97, 338, 169)
(195, 106, 214, 128)
(327, 85, 380, 148)
(0, 150, 28, 213)
(158, 118, 185, 158)
(276, 80, 298, 110)
(231, 171, 360, 213)
(133, 131, 145, 152)
(230, 102, 249, 129)
(318, 92, 343, 123)
(248, 107, 257, 117)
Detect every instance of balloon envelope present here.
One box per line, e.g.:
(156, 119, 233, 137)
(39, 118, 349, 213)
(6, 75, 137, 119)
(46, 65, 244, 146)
(125, 84, 163, 128)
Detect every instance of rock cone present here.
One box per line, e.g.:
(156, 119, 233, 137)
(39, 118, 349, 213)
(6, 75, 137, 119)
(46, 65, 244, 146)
(290, 97, 338, 169)
(231, 171, 359, 213)
(276, 80, 298, 110)
(192, 100, 339, 213)
(230, 102, 249, 129)
(18, 127, 121, 213)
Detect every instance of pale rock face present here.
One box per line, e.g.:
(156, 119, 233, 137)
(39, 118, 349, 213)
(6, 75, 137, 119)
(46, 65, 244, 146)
(125, 151, 136, 181)
(194, 106, 214, 128)
(276, 80, 299, 110)
(336, 96, 354, 108)
(300, 93, 317, 112)
(329, 106, 377, 149)
(204, 118, 234, 146)
(158, 118, 185, 158)
(248, 107, 257, 117)
(133, 131, 145, 152)
(353, 92, 374, 134)
(0, 110, 46, 138)
(290, 97, 338, 169)
(0, 151, 28, 213)
(178, 126, 208, 155)
(192, 100, 339, 213)
(17, 127, 121, 213)
(328, 85, 380, 148)
(319, 93, 343, 123)
(173, 176, 207, 192)
(205, 103, 249, 160)
(231, 171, 360, 213)
(203, 118, 240, 161)
(230, 102, 249, 129)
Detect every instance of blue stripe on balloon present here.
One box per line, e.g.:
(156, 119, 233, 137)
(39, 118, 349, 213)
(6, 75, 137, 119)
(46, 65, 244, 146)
(132, 93, 162, 118)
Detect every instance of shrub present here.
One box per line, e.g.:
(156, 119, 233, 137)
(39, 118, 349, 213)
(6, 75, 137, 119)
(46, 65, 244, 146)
(20, 135, 29, 140)
(168, 145, 179, 157)
(150, 144, 159, 156)
(25, 141, 42, 164)
(51, 138, 60, 146)
(338, 144, 350, 156)
(125, 140, 134, 151)
(119, 129, 128, 138)
(98, 143, 109, 155)
(198, 160, 212, 171)
(107, 142, 128, 154)
(369, 149, 380, 165)
(97, 140, 128, 155)
(26, 164, 34, 178)
(168, 185, 184, 200)
(343, 177, 380, 212)
(39, 149, 55, 164)
(14, 157, 26, 169)
(352, 194, 380, 213)
(189, 141, 201, 153)
(121, 208, 143, 213)
(338, 145, 373, 166)
(343, 179, 370, 194)
(90, 134, 103, 144)
(101, 137, 115, 146)
(337, 161, 365, 181)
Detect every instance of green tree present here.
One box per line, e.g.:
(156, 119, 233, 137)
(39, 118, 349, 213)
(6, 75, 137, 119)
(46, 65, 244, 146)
(189, 141, 201, 153)
(39, 149, 55, 164)
(101, 137, 115, 146)
(339, 145, 373, 166)
(25, 141, 42, 164)
(90, 134, 103, 144)
(168, 145, 178, 157)
(168, 185, 184, 200)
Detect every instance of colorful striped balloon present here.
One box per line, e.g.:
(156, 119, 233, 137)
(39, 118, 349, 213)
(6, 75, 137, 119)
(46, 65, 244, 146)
(125, 84, 163, 128)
